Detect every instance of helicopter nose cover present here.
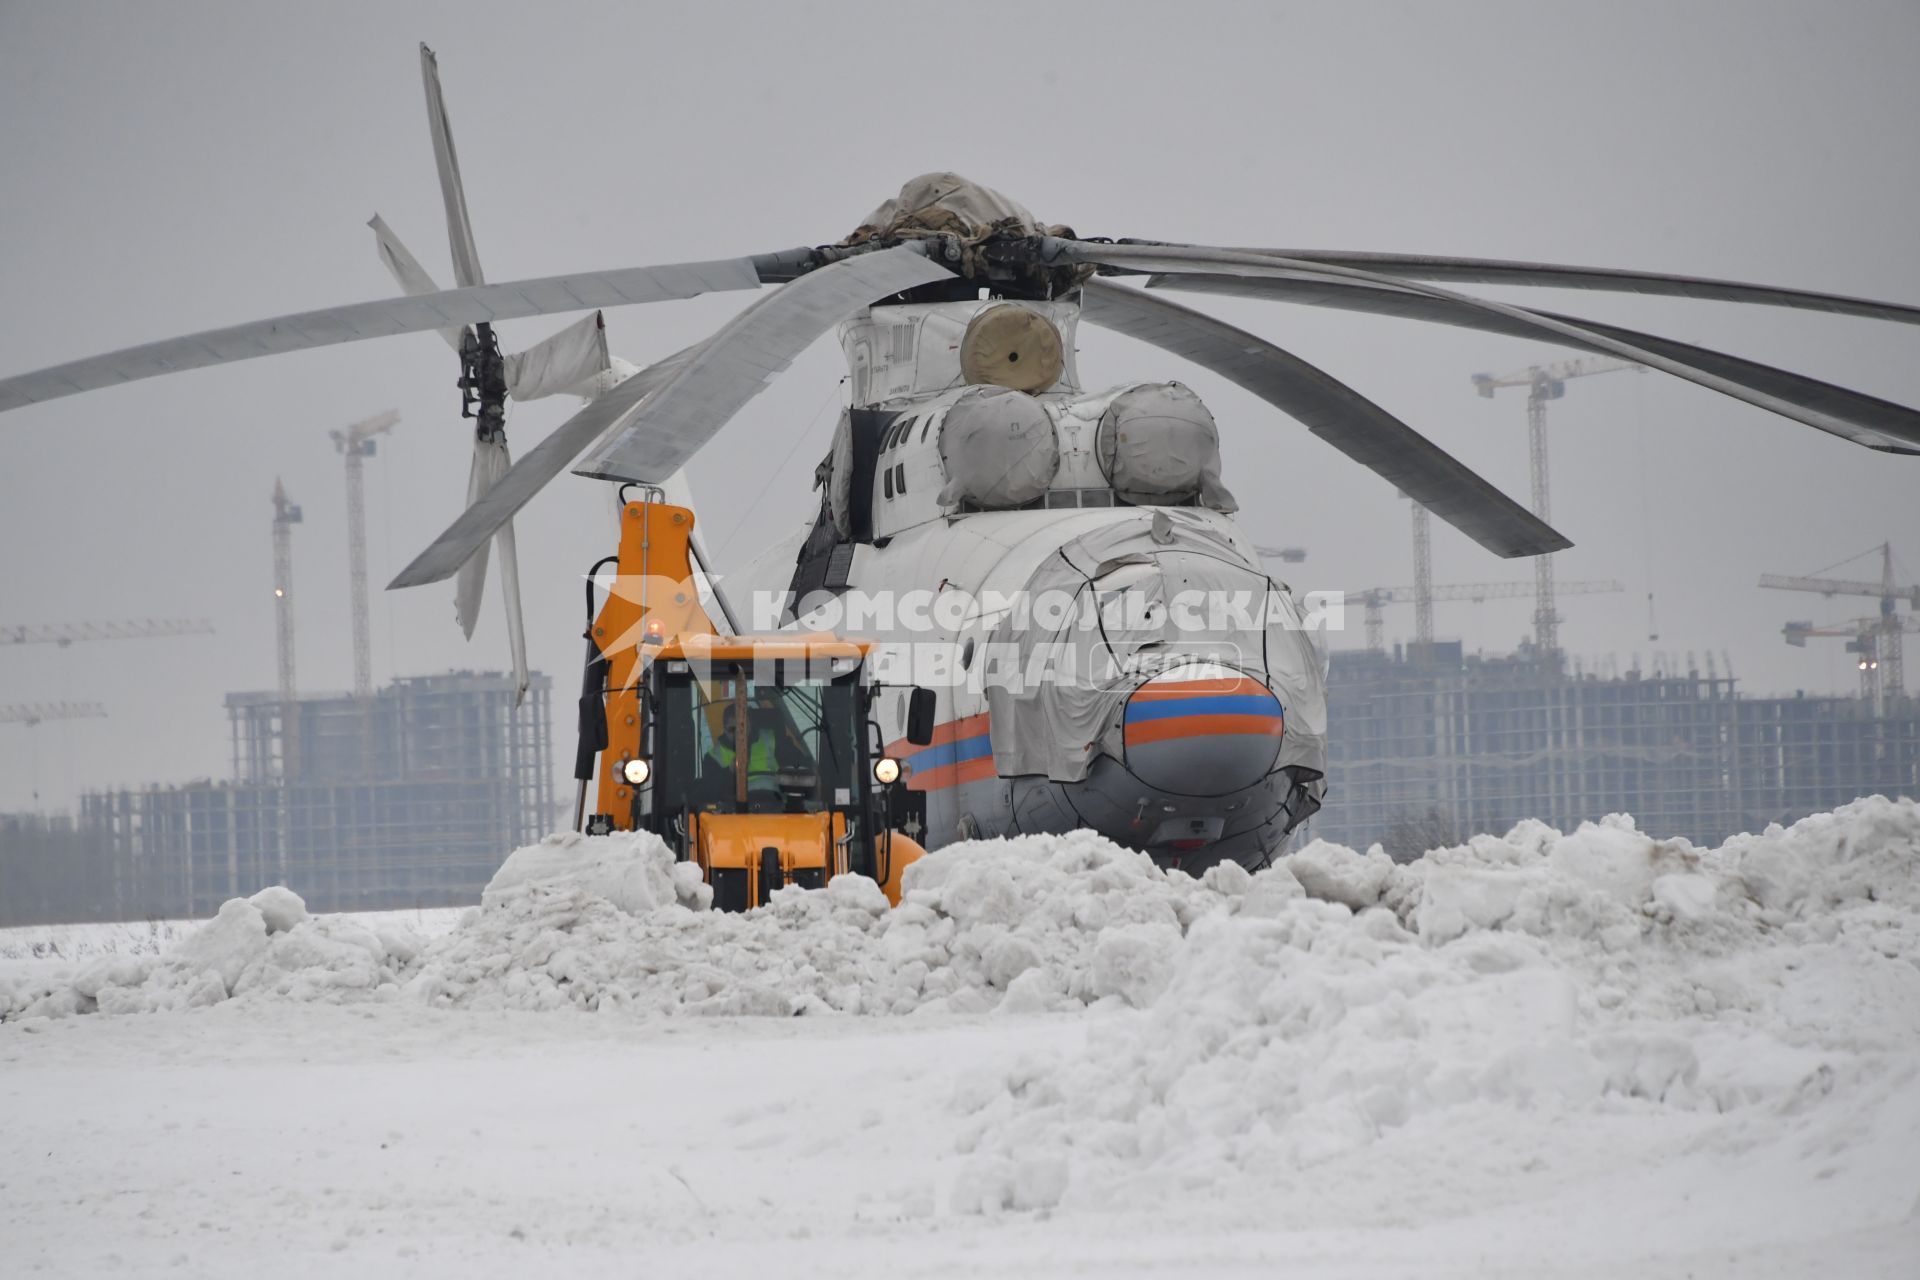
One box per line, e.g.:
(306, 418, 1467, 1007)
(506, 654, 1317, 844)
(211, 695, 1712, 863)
(1122, 671, 1284, 797)
(982, 509, 1327, 786)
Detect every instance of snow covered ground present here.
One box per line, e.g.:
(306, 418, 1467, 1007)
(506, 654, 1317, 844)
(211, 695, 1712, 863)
(0, 906, 464, 963)
(3, 800, 1917, 1277)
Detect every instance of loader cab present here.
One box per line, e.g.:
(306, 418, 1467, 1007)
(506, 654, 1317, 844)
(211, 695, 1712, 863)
(649, 652, 866, 825)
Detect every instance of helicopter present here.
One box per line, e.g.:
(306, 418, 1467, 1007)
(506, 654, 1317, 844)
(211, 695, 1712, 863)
(3, 47, 1917, 873)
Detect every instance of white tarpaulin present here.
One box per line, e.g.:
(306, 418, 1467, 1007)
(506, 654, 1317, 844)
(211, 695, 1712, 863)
(983, 512, 1326, 782)
(845, 172, 1044, 244)
(1096, 382, 1237, 512)
(937, 387, 1059, 509)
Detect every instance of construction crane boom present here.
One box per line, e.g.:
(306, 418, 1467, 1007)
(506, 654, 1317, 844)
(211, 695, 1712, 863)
(1781, 614, 1920, 712)
(1472, 355, 1645, 659)
(0, 701, 107, 726)
(1346, 578, 1625, 652)
(1760, 573, 1917, 602)
(0, 619, 214, 647)
(330, 410, 399, 699)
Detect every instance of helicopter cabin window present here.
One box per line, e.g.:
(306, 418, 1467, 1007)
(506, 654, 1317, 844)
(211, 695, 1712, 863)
(894, 463, 907, 495)
(884, 468, 895, 500)
(919, 417, 934, 444)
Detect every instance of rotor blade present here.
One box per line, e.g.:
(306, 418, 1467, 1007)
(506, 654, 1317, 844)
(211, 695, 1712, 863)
(367, 214, 462, 353)
(388, 346, 702, 590)
(1048, 241, 1882, 447)
(575, 245, 953, 482)
(504, 311, 611, 400)
(420, 44, 484, 289)
(391, 246, 951, 590)
(0, 256, 764, 414)
(1079, 280, 1568, 559)
(1216, 248, 1920, 327)
(453, 438, 502, 638)
(495, 502, 531, 704)
(1149, 272, 1920, 454)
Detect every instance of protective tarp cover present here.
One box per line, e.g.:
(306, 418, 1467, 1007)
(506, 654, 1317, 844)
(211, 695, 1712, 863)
(825, 409, 855, 537)
(937, 387, 1060, 509)
(845, 173, 1044, 245)
(983, 512, 1327, 783)
(504, 312, 612, 401)
(1097, 382, 1238, 512)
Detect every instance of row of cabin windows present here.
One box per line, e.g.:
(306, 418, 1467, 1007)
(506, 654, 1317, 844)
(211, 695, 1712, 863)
(887, 482, 1186, 511)
(881, 412, 925, 503)
(881, 415, 935, 452)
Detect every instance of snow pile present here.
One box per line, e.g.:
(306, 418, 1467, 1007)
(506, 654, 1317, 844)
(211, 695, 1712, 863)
(2, 827, 1264, 1020)
(7, 788, 1917, 1151)
(0, 886, 431, 1018)
(950, 796, 1920, 1212)
(405, 827, 1245, 1016)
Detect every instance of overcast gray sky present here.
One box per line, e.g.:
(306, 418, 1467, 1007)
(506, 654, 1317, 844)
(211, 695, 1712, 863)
(2, 0, 1916, 813)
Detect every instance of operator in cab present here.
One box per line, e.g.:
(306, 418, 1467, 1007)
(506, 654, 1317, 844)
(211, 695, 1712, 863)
(701, 697, 811, 811)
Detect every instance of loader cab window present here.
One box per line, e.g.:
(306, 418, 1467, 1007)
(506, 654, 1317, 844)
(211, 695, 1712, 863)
(654, 663, 862, 817)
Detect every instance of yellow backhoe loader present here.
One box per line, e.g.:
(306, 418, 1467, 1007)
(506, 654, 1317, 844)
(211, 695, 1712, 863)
(571, 492, 934, 910)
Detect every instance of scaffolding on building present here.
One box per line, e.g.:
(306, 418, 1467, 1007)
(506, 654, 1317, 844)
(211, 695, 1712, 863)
(1314, 644, 1920, 858)
(70, 671, 555, 919)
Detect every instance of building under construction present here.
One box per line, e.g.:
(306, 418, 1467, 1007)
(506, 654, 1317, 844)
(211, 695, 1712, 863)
(0, 412, 564, 924)
(58, 671, 554, 921)
(1313, 643, 1920, 858)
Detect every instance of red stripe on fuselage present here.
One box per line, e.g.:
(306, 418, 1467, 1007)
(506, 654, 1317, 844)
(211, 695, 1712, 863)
(907, 754, 998, 792)
(885, 711, 990, 759)
(1124, 712, 1286, 747)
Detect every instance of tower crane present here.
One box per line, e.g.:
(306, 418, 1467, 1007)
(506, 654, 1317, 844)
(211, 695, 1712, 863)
(1762, 542, 1916, 700)
(329, 410, 400, 698)
(0, 619, 214, 647)
(1782, 613, 1920, 715)
(0, 702, 107, 727)
(1410, 501, 1434, 645)
(271, 476, 302, 717)
(1347, 579, 1627, 653)
(1473, 355, 1645, 658)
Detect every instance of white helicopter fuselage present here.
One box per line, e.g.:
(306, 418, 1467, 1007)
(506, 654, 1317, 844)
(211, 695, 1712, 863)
(728, 289, 1331, 872)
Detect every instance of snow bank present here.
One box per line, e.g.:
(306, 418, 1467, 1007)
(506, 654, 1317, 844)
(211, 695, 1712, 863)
(0, 885, 432, 1019)
(950, 796, 1920, 1212)
(2, 826, 1246, 1020)
(6, 800, 1917, 1160)
(406, 827, 1242, 1016)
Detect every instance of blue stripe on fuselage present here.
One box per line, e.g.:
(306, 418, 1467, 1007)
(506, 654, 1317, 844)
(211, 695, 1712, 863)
(1124, 694, 1282, 723)
(900, 734, 994, 772)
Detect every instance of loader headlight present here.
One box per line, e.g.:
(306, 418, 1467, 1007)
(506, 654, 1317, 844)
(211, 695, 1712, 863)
(621, 757, 652, 786)
(872, 756, 902, 785)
